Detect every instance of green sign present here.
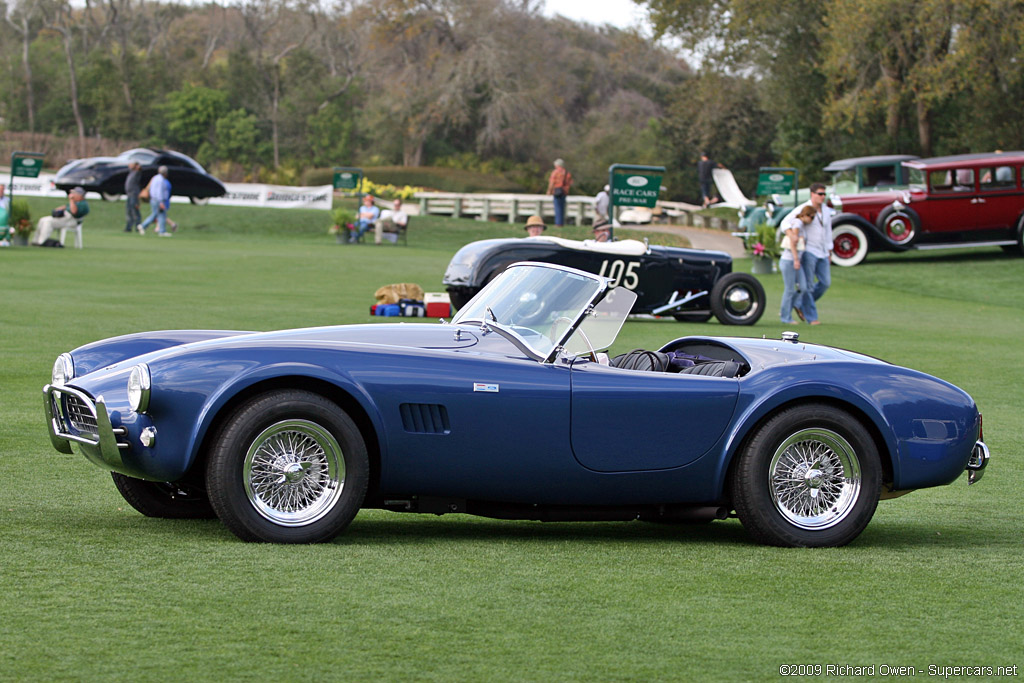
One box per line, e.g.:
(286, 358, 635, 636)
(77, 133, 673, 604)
(332, 167, 361, 191)
(756, 168, 796, 195)
(12, 153, 44, 179)
(608, 164, 664, 209)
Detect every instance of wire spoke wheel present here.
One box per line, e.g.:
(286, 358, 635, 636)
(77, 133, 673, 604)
(768, 428, 861, 530)
(244, 419, 346, 526)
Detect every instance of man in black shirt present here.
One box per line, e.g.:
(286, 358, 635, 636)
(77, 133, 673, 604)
(697, 152, 724, 208)
(124, 160, 142, 233)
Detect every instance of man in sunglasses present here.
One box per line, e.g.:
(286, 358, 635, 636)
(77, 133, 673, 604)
(797, 182, 832, 325)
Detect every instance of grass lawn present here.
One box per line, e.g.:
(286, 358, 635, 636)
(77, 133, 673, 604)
(1, 198, 1022, 681)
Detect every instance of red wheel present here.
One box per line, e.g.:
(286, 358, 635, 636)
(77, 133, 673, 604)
(831, 224, 868, 267)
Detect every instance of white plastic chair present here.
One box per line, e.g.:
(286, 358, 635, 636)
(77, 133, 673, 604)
(60, 220, 83, 249)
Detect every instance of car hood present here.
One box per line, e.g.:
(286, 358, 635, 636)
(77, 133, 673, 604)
(73, 323, 482, 379)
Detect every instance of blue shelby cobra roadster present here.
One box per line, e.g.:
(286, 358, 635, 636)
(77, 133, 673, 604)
(44, 263, 989, 546)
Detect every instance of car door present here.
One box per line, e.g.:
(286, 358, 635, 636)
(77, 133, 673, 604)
(372, 353, 575, 500)
(913, 168, 979, 234)
(569, 361, 739, 472)
(973, 164, 1023, 231)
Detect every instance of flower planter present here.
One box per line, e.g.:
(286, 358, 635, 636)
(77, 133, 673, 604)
(751, 255, 774, 274)
(11, 233, 29, 246)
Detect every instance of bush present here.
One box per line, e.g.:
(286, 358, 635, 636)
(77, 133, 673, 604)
(9, 199, 32, 235)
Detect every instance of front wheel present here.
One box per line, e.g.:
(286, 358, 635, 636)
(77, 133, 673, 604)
(672, 311, 713, 323)
(730, 404, 882, 547)
(710, 273, 765, 325)
(832, 224, 869, 267)
(190, 196, 211, 206)
(101, 192, 122, 202)
(206, 390, 368, 543)
(111, 472, 216, 519)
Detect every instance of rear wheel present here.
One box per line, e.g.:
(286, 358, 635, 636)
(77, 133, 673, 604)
(206, 390, 368, 543)
(447, 287, 478, 311)
(1009, 215, 1024, 256)
(101, 192, 121, 202)
(832, 223, 869, 267)
(111, 472, 216, 519)
(710, 273, 765, 326)
(731, 404, 882, 547)
(190, 196, 210, 206)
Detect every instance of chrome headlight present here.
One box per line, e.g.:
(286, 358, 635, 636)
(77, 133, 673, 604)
(52, 353, 74, 386)
(127, 364, 152, 413)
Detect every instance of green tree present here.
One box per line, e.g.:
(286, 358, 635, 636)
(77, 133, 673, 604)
(201, 108, 263, 168)
(821, 0, 961, 156)
(161, 84, 229, 154)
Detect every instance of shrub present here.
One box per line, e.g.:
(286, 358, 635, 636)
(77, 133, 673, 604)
(9, 199, 32, 235)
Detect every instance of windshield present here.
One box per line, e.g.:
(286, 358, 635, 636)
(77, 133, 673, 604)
(564, 285, 637, 356)
(831, 169, 858, 195)
(116, 148, 158, 165)
(452, 263, 608, 360)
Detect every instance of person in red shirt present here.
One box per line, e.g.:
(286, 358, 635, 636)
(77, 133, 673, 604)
(546, 158, 573, 227)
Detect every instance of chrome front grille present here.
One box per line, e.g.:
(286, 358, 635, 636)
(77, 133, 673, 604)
(65, 393, 98, 435)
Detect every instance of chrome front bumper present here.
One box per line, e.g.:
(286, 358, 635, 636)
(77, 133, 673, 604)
(44, 384, 128, 470)
(966, 440, 990, 485)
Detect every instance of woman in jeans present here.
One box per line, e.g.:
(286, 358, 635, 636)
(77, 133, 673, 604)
(779, 205, 815, 323)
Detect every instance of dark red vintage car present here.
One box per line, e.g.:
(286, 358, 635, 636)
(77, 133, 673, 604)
(829, 152, 1024, 266)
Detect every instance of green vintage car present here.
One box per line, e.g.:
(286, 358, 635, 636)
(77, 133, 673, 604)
(737, 155, 920, 234)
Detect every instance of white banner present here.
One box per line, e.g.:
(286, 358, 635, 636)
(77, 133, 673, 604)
(7, 173, 333, 210)
(210, 183, 333, 210)
(7, 173, 66, 198)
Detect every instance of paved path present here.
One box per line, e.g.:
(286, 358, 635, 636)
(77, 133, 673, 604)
(618, 223, 748, 259)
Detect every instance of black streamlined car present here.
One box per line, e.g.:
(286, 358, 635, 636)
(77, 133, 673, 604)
(53, 148, 226, 204)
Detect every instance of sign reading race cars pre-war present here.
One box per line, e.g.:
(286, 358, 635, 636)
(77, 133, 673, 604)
(756, 168, 796, 195)
(609, 164, 664, 208)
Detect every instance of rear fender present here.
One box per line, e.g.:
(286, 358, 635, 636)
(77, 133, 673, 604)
(712, 378, 901, 498)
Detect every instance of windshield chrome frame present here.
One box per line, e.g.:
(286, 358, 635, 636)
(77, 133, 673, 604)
(452, 262, 611, 363)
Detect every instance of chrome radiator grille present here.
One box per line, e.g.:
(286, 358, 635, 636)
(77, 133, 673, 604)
(65, 394, 98, 434)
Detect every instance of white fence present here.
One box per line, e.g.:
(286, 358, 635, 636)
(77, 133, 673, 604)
(412, 192, 727, 228)
(413, 192, 599, 224)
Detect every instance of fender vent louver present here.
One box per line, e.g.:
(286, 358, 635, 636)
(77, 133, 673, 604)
(399, 403, 451, 435)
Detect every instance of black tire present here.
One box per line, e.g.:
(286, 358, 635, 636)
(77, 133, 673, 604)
(446, 287, 479, 311)
(189, 196, 210, 206)
(206, 390, 369, 543)
(710, 272, 765, 326)
(111, 472, 216, 519)
(1009, 214, 1024, 257)
(101, 192, 122, 202)
(730, 403, 882, 547)
(672, 311, 713, 323)
(875, 205, 920, 249)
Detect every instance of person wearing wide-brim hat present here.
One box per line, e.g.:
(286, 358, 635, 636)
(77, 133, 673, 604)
(592, 218, 611, 242)
(524, 214, 546, 237)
